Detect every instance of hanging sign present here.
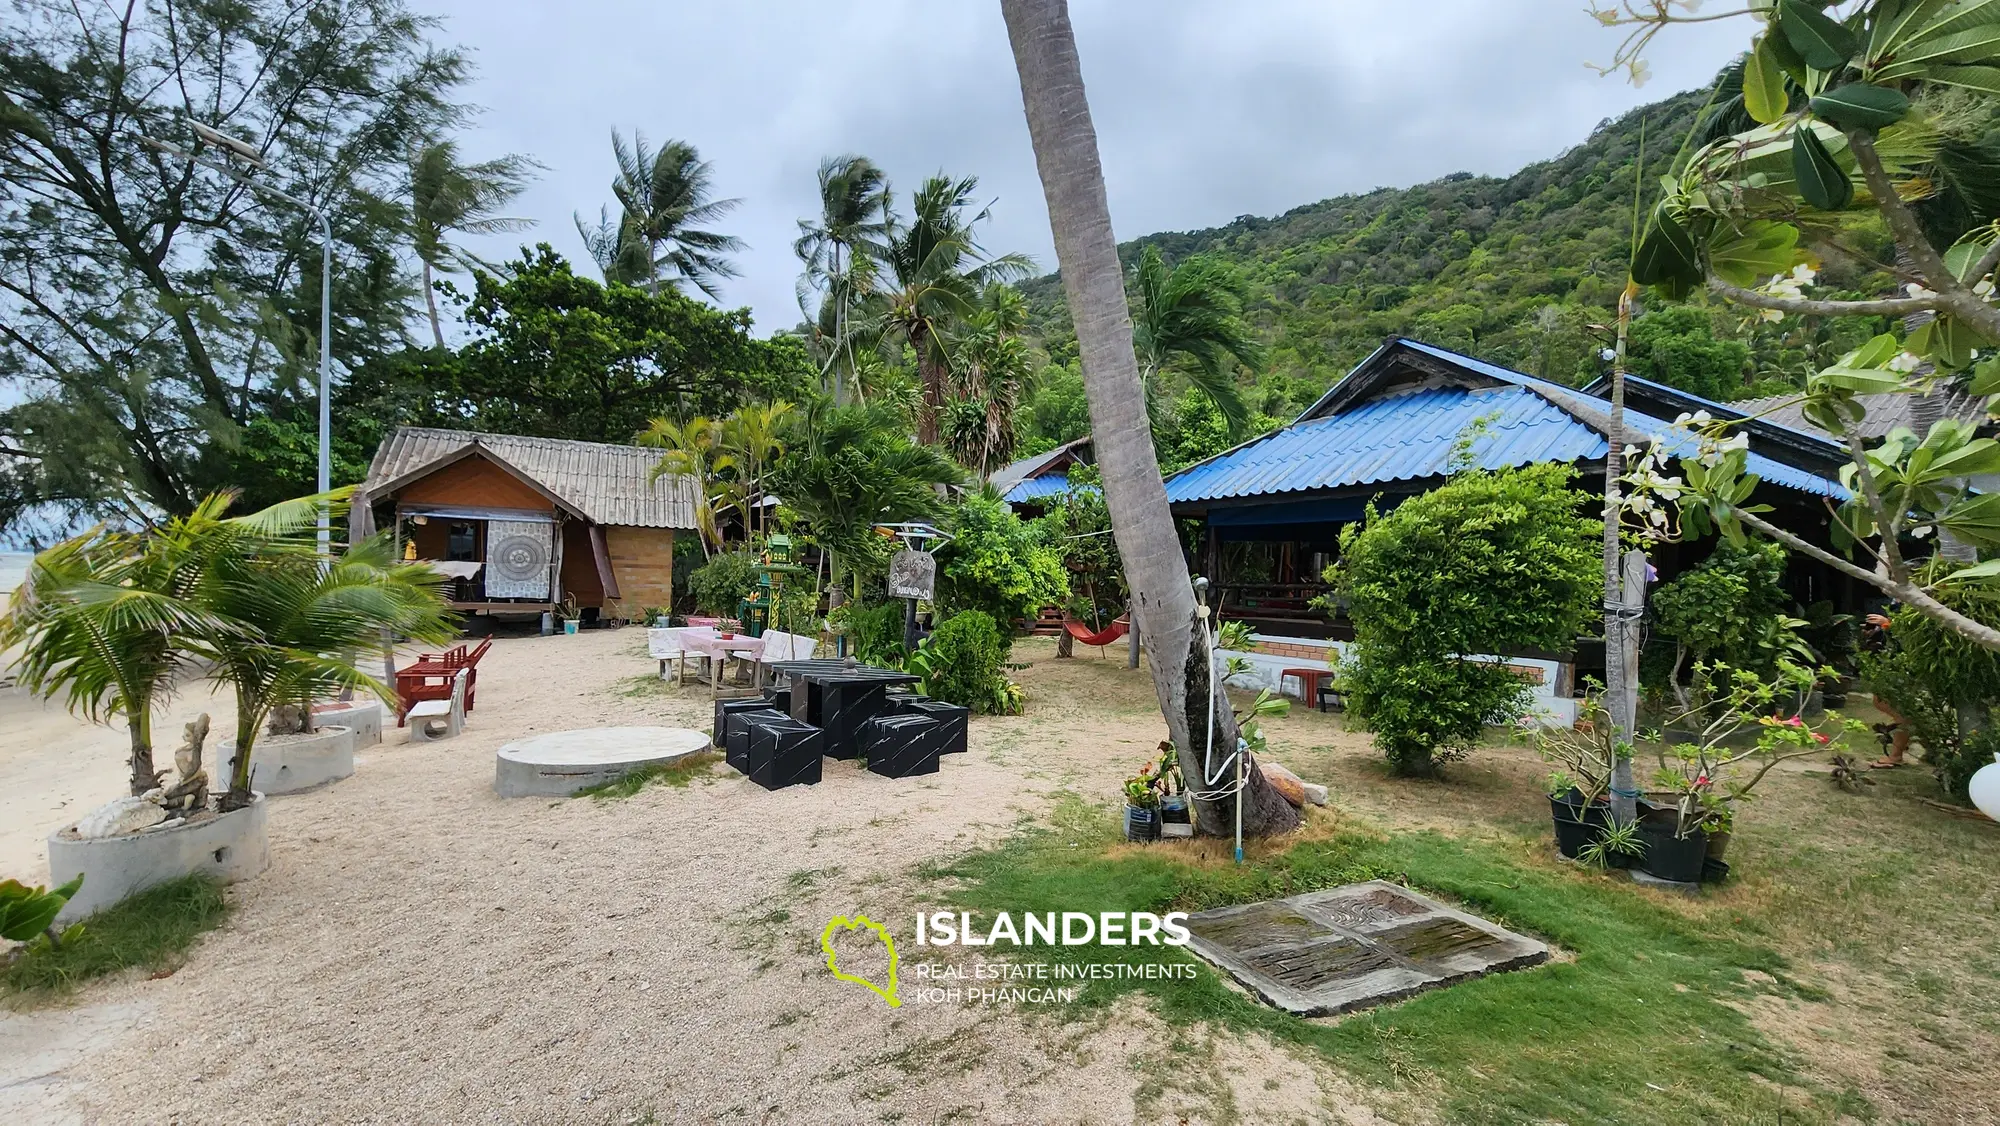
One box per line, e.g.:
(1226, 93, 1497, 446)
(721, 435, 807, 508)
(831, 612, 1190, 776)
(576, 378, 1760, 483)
(888, 549, 936, 600)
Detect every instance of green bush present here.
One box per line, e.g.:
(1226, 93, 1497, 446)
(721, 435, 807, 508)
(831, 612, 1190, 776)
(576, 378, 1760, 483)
(1868, 561, 2000, 802)
(936, 493, 1068, 628)
(921, 610, 1017, 714)
(685, 550, 759, 617)
(1650, 540, 1802, 690)
(1336, 463, 1601, 777)
(850, 601, 909, 665)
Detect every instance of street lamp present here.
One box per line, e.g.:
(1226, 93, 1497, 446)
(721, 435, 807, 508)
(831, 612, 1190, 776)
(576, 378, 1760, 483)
(139, 127, 334, 556)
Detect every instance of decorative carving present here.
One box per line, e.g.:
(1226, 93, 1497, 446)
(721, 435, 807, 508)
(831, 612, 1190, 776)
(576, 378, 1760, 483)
(158, 714, 211, 815)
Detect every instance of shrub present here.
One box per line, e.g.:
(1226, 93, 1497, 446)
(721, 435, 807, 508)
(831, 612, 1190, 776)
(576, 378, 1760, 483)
(850, 601, 909, 665)
(920, 610, 1017, 715)
(1868, 561, 2000, 802)
(1650, 540, 1810, 699)
(1337, 463, 1601, 777)
(936, 493, 1068, 628)
(686, 550, 759, 617)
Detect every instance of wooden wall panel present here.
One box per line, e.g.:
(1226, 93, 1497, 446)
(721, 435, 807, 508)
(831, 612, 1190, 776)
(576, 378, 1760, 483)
(397, 455, 554, 513)
(605, 526, 675, 618)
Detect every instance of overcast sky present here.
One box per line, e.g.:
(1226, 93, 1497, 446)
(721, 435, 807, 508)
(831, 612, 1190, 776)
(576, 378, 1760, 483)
(425, 1, 1750, 334)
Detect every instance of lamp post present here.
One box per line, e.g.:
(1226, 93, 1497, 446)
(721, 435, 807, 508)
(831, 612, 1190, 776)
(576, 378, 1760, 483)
(140, 126, 334, 555)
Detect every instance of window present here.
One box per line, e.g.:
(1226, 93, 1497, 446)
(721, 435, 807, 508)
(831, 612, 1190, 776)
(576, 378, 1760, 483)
(447, 522, 478, 562)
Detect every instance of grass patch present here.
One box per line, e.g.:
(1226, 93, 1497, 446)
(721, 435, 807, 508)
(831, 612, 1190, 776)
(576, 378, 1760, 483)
(608, 673, 679, 699)
(573, 751, 722, 799)
(926, 795, 1852, 1126)
(3, 875, 228, 1002)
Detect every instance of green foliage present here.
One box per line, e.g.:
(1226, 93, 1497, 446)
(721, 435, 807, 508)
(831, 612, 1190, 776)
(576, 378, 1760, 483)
(573, 751, 722, 799)
(935, 493, 1068, 627)
(920, 610, 1018, 715)
(849, 602, 910, 666)
(685, 551, 760, 617)
(1628, 306, 1752, 401)
(390, 246, 812, 443)
(1867, 562, 2000, 802)
(3, 875, 228, 998)
(0, 0, 474, 531)
(1152, 390, 1280, 474)
(0, 874, 82, 945)
(1337, 463, 1601, 776)
(1651, 540, 1800, 678)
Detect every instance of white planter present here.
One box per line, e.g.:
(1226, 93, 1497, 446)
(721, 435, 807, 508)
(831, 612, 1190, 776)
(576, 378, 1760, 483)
(217, 726, 355, 795)
(314, 699, 382, 746)
(47, 794, 269, 924)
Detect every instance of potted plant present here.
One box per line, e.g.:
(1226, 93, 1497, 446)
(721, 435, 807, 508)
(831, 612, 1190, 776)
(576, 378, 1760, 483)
(1534, 690, 1618, 860)
(3, 490, 453, 922)
(1123, 762, 1163, 842)
(1643, 660, 1854, 882)
(1152, 742, 1192, 836)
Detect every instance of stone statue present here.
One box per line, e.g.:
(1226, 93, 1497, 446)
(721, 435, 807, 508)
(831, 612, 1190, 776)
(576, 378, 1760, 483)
(158, 713, 211, 815)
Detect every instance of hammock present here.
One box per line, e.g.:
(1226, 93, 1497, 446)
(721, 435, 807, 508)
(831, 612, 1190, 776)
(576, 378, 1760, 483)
(1064, 617, 1129, 647)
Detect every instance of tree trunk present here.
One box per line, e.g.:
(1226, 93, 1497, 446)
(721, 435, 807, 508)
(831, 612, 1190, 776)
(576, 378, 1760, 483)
(1056, 628, 1075, 658)
(1127, 616, 1140, 668)
(424, 259, 445, 348)
(1001, 0, 1297, 838)
(221, 707, 261, 812)
(126, 710, 158, 797)
(1603, 284, 1642, 826)
(916, 327, 944, 446)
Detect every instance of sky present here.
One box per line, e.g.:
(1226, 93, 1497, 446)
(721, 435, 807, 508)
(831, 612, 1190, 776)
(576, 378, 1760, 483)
(428, 1, 1751, 335)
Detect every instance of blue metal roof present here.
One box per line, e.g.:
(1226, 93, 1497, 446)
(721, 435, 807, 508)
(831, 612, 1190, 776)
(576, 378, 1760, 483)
(1166, 339, 1848, 506)
(1003, 473, 1091, 504)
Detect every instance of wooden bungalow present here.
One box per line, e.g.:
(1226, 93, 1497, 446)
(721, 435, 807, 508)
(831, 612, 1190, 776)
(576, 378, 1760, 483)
(989, 435, 1094, 514)
(1163, 338, 1860, 723)
(354, 427, 698, 623)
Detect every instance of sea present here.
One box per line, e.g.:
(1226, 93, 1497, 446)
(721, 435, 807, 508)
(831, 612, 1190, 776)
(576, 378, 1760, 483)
(0, 551, 30, 597)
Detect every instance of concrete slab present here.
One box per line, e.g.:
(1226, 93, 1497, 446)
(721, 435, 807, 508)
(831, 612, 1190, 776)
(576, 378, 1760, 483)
(494, 726, 711, 798)
(1183, 880, 1548, 1016)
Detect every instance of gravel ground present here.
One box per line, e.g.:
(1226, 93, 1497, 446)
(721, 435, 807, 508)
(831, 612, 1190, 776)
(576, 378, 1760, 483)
(3, 628, 1376, 1125)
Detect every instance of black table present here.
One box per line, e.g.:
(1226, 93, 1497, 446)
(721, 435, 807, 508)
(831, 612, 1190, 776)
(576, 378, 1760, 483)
(769, 660, 921, 760)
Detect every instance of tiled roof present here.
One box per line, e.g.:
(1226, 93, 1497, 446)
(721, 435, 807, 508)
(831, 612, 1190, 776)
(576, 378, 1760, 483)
(1166, 339, 1847, 506)
(361, 427, 699, 529)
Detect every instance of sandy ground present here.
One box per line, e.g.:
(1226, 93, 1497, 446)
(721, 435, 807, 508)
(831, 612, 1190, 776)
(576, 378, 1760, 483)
(0, 630, 1385, 1126)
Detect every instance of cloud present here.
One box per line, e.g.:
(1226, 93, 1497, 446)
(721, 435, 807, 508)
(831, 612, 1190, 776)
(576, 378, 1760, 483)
(430, 0, 1750, 333)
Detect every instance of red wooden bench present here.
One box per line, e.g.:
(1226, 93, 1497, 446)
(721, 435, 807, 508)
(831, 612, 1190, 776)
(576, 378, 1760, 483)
(396, 638, 492, 725)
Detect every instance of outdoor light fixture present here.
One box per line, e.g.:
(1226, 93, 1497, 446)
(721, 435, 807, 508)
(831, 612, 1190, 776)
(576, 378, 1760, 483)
(1969, 755, 2000, 822)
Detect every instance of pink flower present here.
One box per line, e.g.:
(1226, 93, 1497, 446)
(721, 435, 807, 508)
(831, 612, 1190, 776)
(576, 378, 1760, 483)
(1813, 732, 1830, 744)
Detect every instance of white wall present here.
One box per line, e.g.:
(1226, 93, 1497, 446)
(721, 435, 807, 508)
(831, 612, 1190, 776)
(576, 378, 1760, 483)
(1219, 632, 1578, 728)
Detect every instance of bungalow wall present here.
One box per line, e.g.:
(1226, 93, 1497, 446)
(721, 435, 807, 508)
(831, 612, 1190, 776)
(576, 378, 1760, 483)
(397, 455, 553, 513)
(605, 526, 675, 618)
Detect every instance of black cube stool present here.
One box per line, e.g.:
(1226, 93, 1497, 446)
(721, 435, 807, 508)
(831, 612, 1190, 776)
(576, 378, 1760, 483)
(716, 695, 778, 746)
(737, 710, 824, 790)
(903, 698, 969, 755)
(860, 712, 946, 779)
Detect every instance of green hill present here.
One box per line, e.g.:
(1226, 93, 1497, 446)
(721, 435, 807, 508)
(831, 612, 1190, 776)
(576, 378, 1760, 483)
(1020, 79, 1875, 427)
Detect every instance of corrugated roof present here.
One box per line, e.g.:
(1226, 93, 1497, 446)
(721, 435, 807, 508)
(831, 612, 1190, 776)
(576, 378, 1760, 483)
(1002, 473, 1094, 504)
(1730, 387, 1986, 441)
(1167, 339, 1847, 506)
(361, 427, 699, 529)
(989, 435, 1091, 495)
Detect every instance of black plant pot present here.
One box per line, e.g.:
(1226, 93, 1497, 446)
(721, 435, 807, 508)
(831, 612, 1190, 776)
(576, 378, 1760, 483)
(1125, 804, 1162, 842)
(1549, 790, 1609, 860)
(1639, 821, 1709, 883)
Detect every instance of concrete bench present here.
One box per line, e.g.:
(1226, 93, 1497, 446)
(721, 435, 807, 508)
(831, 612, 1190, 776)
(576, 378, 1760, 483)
(408, 669, 468, 742)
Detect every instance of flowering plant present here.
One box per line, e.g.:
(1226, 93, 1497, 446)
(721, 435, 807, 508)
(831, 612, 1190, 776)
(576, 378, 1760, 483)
(1648, 660, 1861, 838)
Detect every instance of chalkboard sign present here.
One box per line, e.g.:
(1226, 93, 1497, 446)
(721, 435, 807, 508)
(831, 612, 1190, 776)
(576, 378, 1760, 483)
(887, 549, 936, 600)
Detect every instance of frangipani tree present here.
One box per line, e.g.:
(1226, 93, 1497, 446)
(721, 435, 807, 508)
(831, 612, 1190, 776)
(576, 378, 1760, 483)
(1598, 0, 2000, 651)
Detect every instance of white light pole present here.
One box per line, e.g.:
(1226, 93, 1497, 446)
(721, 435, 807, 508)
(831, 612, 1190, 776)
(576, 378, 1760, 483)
(141, 126, 334, 555)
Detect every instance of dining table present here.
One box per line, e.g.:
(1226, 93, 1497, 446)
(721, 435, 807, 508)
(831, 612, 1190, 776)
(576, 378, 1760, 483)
(677, 626, 766, 697)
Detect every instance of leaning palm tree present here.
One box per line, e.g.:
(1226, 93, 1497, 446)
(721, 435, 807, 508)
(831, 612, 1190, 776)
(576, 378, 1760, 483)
(796, 155, 892, 404)
(194, 491, 455, 811)
(574, 205, 652, 286)
(1000, 0, 1297, 836)
(408, 140, 540, 346)
(606, 131, 745, 298)
(0, 513, 242, 796)
(1130, 245, 1260, 437)
(862, 174, 1034, 445)
(638, 416, 737, 556)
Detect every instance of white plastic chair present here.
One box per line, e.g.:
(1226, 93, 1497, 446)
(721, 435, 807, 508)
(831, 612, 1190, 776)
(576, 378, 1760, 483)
(407, 668, 468, 742)
(649, 626, 693, 682)
(756, 630, 818, 688)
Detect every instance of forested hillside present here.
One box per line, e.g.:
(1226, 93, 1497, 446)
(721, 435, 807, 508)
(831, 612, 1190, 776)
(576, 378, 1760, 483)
(1020, 78, 1887, 437)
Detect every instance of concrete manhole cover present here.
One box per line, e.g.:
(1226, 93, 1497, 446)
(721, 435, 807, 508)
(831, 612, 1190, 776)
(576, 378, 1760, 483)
(1183, 880, 1548, 1016)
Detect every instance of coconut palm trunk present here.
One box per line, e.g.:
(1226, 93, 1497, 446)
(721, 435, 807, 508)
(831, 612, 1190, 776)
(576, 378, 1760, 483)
(1001, 0, 1297, 837)
(424, 259, 445, 348)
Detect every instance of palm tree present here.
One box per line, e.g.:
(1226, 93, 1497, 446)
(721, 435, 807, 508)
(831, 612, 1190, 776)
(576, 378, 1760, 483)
(766, 399, 963, 597)
(1000, 0, 1297, 837)
(1130, 245, 1260, 437)
(945, 285, 1036, 475)
(605, 131, 745, 298)
(574, 204, 651, 287)
(796, 156, 892, 404)
(720, 402, 793, 540)
(195, 492, 455, 810)
(864, 174, 1034, 445)
(1, 514, 241, 796)
(638, 416, 737, 556)
(407, 140, 540, 346)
